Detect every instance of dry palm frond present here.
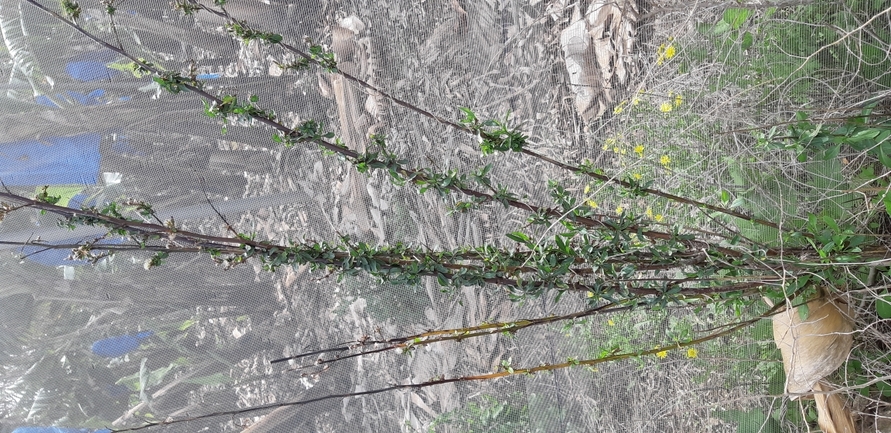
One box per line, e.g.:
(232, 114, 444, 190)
(813, 380, 856, 433)
(772, 295, 856, 433)
(560, 0, 639, 121)
(772, 296, 855, 396)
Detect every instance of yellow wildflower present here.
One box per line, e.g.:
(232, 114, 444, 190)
(632, 173, 642, 180)
(656, 41, 676, 66)
(654, 214, 664, 222)
(615, 206, 624, 215)
(687, 348, 698, 359)
(660, 155, 671, 167)
(587, 199, 598, 209)
(607, 319, 615, 326)
(656, 350, 668, 359)
(645, 207, 654, 218)
(674, 93, 683, 107)
(665, 44, 676, 60)
(659, 102, 673, 113)
(633, 145, 644, 158)
(584, 184, 591, 194)
(613, 100, 628, 114)
(631, 97, 641, 106)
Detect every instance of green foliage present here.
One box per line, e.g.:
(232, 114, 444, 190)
(845, 351, 891, 398)
(35, 186, 61, 206)
(458, 108, 527, 155)
(714, 408, 782, 433)
(226, 21, 282, 44)
(60, 0, 81, 20)
(153, 72, 201, 94)
(272, 119, 336, 148)
(277, 44, 338, 73)
(428, 395, 528, 433)
(11, 2, 891, 430)
(686, 2, 890, 103)
(876, 291, 891, 319)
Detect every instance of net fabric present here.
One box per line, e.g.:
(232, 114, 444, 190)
(0, 0, 889, 432)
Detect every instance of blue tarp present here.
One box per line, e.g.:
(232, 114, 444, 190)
(0, 134, 101, 186)
(65, 49, 123, 82)
(91, 331, 153, 358)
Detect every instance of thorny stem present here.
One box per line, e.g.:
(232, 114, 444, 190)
(272, 302, 641, 366)
(107, 302, 786, 432)
(193, 0, 794, 237)
(0, 190, 788, 301)
(23, 0, 759, 258)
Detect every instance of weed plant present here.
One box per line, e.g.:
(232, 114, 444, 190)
(1, 0, 890, 432)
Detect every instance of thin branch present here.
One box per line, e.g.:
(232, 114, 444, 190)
(108, 302, 786, 432)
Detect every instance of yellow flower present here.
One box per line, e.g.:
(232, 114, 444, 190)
(645, 207, 654, 218)
(631, 97, 641, 106)
(656, 42, 676, 66)
(632, 173, 642, 180)
(654, 214, 664, 222)
(665, 44, 676, 60)
(607, 319, 615, 326)
(660, 155, 671, 167)
(587, 291, 595, 298)
(674, 93, 683, 107)
(584, 184, 591, 194)
(615, 206, 624, 215)
(612, 146, 620, 154)
(656, 44, 666, 66)
(687, 348, 698, 359)
(656, 350, 668, 359)
(633, 145, 644, 158)
(659, 102, 673, 113)
(613, 100, 628, 114)
(587, 199, 598, 209)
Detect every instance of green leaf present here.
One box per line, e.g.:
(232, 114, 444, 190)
(822, 144, 840, 161)
(178, 319, 196, 331)
(767, 366, 786, 395)
(506, 231, 530, 244)
(722, 8, 752, 29)
(822, 215, 839, 233)
(876, 381, 891, 397)
(797, 303, 809, 322)
(849, 128, 881, 142)
(876, 293, 891, 319)
(878, 146, 891, 169)
(882, 191, 891, 218)
(712, 20, 731, 35)
(740, 31, 754, 50)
